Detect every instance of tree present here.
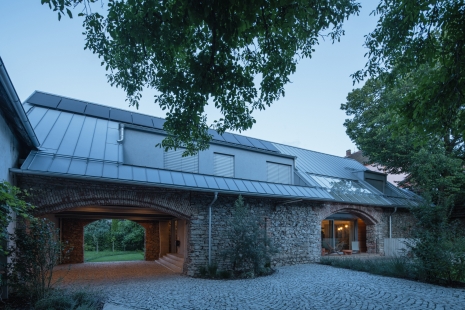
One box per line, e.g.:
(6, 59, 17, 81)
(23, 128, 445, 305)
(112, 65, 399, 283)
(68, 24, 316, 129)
(84, 220, 110, 252)
(42, 0, 361, 155)
(342, 72, 465, 215)
(352, 0, 465, 146)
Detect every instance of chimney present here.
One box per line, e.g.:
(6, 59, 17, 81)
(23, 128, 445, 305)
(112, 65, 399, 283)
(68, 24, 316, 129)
(346, 149, 351, 157)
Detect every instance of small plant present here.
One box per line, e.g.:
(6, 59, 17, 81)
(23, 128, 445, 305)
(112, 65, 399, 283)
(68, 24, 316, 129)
(207, 262, 218, 277)
(218, 270, 232, 279)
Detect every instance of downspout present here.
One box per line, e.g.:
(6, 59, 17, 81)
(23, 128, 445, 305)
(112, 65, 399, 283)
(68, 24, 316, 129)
(116, 124, 124, 163)
(208, 192, 218, 265)
(116, 123, 125, 143)
(389, 207, 398, 238)
(0, 58, 40, 148)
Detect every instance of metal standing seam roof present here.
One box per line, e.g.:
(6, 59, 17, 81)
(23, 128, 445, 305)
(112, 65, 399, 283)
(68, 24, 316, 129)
(19, 91, 421, 207)
(25, 91, 281, 154)
(17, 151, 334, 201)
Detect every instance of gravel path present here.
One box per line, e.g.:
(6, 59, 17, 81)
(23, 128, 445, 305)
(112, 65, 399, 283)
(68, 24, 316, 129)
(55, 262, 465, 309)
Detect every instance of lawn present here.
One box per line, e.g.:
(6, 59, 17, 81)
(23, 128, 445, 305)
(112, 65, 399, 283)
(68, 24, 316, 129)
(84, 250, 144, 262)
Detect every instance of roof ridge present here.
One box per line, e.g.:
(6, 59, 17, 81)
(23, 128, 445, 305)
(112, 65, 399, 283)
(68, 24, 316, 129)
(271, 141, 361, 162)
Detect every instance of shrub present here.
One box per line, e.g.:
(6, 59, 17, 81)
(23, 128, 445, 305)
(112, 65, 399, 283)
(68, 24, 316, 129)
(7, 218, 69, 302)
(407, 203, 465, 284)
(222, 195, 278, 277)
(34, 288, 103, 310)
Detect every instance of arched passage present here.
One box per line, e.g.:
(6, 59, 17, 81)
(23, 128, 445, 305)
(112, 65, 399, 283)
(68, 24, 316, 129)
(318, 204, 383, 254)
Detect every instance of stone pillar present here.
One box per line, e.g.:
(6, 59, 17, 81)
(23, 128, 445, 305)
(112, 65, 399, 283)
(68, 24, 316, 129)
(61, 219, 92, 264)
(137, 221, 160, 261)
(159, 221, 170, 257)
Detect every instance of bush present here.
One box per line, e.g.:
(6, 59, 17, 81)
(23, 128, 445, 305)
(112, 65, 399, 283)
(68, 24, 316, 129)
(7, 218, 69, 302)
(407, 203, 465, 285)
(34, 288, 103, 310)
(222, 195, 278, 278)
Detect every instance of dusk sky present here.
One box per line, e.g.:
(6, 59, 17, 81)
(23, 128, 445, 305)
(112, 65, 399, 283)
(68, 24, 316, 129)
(0, 1, 378, 157)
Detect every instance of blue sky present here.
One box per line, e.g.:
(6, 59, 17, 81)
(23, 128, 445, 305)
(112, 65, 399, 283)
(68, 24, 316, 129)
(0, 1, 378, 157)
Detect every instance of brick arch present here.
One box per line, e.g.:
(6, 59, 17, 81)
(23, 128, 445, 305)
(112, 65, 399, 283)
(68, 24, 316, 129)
(317, 203, 382, 225)
(17, 175, 193, 220)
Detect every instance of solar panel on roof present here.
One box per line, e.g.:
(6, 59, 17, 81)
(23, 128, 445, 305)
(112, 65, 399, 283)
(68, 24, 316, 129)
(221, 132, 240, 144)
(57, 98, 87, 114)
(132, 113, 153, 127)
(259, 140, 280, 152)
(28, 92, 62, 108)
(233, 135, 254, 147)
(152, 117, 165, 129)
(246, 137, 267, 149)
(85, 103, 110, 119)
(208, 129, 225, 142)
(110, 109, 132, 123)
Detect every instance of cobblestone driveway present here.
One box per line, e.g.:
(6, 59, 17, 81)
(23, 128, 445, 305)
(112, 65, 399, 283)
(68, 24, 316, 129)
(56, 262, 465, 309)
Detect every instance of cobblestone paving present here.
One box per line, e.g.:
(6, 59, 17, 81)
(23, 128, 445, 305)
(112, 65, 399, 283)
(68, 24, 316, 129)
(55, 262, 465, 309)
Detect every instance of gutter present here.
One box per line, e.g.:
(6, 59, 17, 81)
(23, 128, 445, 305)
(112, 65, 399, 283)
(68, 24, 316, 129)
(208, 192, 218, 265)
(0, 57, 40, 148)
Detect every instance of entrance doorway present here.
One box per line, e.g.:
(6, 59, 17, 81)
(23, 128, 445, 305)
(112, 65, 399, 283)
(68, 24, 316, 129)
(321, 213, 367, 254)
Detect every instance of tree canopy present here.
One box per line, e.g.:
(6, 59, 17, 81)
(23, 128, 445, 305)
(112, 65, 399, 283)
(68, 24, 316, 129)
(42, 0, 360, 154)
(343, 0, 465, 216)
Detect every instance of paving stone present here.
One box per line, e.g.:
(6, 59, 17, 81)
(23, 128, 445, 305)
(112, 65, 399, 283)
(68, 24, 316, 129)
(54, 262, 465, 309)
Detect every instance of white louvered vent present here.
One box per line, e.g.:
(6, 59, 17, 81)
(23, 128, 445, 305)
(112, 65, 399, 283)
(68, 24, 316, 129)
(164, 148, 198, 173)
(267, 162, 291, 184)
(214, 153, 234, 177)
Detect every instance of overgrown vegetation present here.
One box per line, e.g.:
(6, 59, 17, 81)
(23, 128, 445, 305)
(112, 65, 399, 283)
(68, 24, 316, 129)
(34, 288, 103, 310)
(199, 196, 277, 279)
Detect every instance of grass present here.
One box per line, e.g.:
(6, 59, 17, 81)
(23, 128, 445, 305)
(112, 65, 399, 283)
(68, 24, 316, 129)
(84, 250, 144, 262)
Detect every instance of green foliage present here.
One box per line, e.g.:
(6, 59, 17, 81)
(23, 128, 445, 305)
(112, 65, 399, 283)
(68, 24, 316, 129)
(84, 219, 144, 253)
(7, 218, 67, 302)
(222, 195, 277, 278)
(0, 181, 34, 254)
(34, 288, 103, 310)
(406, 203, 465, 285)
(43, 0, 360, 155)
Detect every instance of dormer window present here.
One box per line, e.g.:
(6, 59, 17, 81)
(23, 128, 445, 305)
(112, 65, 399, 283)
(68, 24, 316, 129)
(164, 148, 199, 173)
(267, 162, 291, 184)
(214, 153, 234, 177)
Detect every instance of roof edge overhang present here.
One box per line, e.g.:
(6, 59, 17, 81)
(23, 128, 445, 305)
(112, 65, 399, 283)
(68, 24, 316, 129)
(9, 168, 333, 203)
(0, 58, 40, 149)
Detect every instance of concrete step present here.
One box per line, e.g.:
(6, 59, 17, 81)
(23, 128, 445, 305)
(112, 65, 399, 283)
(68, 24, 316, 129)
(158, 254, 184, 273)
(164, 254, 184, 268)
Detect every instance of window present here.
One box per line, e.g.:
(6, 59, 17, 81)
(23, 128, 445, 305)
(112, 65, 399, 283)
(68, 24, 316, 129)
(214, 153, 234, 177)
(164, 148, 198, 173)
(267, 162, 291, 184)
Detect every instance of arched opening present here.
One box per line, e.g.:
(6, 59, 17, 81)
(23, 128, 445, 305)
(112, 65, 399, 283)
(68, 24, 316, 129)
(321, 211, 377, 255)
(84, 219, 145, 263)
(52, 205, 189, 272)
